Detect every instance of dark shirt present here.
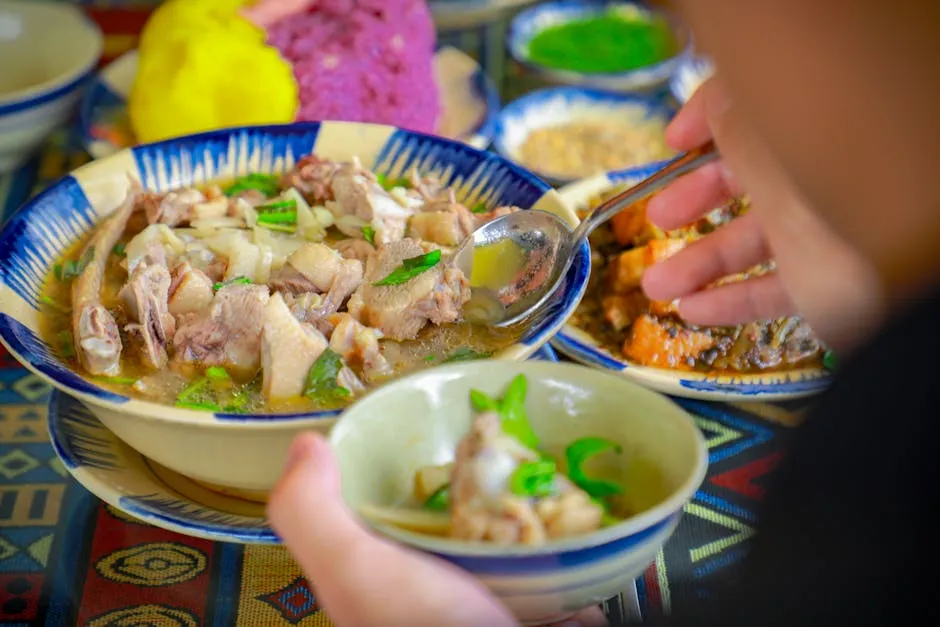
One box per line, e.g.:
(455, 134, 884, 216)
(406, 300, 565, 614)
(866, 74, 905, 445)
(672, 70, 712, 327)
(638, 290, 940, 626)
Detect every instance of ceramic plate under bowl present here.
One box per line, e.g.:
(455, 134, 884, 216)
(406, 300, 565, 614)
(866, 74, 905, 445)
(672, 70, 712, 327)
(669, 55, 714, 104)
(552, 166, 833, 401)
(47, 345, 559, 543)
(492, 86, 675, 185)
(79, 46, 500, 159)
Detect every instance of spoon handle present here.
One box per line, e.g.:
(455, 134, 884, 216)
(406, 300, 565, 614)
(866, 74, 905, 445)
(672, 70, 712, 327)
(569, 141, 720, 246)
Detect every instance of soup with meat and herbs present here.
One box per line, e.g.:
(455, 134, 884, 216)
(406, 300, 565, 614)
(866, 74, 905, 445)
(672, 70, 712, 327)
(39, 155, 527, 414)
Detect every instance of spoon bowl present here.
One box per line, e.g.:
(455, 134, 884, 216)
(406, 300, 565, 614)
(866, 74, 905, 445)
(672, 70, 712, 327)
(458, 142, 719, 327)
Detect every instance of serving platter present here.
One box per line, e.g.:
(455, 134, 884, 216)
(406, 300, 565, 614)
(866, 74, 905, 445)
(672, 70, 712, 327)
(47, 345, 559, 544)
(78, 45, 500, 159)
(552, 166, 833, 401)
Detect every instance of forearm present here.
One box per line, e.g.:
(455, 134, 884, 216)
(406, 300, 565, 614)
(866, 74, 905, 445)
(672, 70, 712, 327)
(675, 0, 940, 299)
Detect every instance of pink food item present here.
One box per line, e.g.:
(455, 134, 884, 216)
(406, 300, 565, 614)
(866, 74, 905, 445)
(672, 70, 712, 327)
(264, 0, 441, 134)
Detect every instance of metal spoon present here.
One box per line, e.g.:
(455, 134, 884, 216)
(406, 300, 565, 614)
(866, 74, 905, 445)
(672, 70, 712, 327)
(455, 142, 720, 327)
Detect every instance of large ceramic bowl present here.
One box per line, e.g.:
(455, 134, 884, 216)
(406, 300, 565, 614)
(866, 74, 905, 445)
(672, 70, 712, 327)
(507, 0, 691, 94)
(329, 360, 708, 625)
(552, 165, 833, 401)
(0, 0, 103, 173)
(0, 121, 590, 498)
(79, 46, 500, 159)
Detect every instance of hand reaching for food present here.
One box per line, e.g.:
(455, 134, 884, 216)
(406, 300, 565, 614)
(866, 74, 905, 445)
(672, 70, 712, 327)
(267, 432, 608, 627)
(640, 77, 885, 354)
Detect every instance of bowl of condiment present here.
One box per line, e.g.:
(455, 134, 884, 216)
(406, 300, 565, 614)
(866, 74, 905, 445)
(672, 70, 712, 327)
(0, 0, 102, 173)
(507, 0, 691, 94)
(329, 360, 708, 625)
(0, 121, 590, 501)
(492, 86, 675, 185)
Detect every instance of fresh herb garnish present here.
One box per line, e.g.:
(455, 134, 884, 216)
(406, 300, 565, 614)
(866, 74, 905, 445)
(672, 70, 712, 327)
(256, 199, 297, 212)
(112, 243, 126, 257)
(58, 331, 75, 358)
(175, 370, 247, 412)
(176, 377, 211, 407)
(471, 202, 488, 214)
(303, 349, 351, 405)
(362, 225, 376, 246)
(213, 276, 252, 291)
(206, 366, 232, 385)
(93, 375, 138, 386)
(375, 173, 410, 191)
(256, 210, 297, 225)
(823, 349, 838, 371)
(424, 484, 450, 511)
(372, 249, 441, 286)
(55, 246, 95, 281)
(224, 173, 280, 197)
(176, 400, 223, 412)
(509, 459, 557, 498)
(39, 295, 70, 314)
(423, 355, 436, 363)
(443, 347, 493, 364)
(469, 375, 539, 449)
(565, 437, 624, 499)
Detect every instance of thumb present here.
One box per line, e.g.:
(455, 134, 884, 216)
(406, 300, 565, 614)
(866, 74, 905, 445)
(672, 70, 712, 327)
(267, 432, 369, 578)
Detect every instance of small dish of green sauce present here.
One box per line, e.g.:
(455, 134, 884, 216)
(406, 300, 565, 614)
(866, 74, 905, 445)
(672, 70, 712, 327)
(526, 6, 678, 75)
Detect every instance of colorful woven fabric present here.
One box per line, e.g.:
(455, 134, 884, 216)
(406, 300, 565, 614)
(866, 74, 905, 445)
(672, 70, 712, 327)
(0, 3, 814, 625)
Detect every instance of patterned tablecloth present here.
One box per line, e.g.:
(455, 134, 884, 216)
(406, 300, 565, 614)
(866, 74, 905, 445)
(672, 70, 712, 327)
(0, 2, 812, 625)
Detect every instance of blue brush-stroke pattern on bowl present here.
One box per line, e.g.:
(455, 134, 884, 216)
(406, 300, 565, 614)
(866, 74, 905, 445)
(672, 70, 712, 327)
(0, 122, 587, 421)
(492, 86, 676, 184)
(507, 0, 691, 93)
(46, 344, 558, 544)
(669, 55, 714, 104)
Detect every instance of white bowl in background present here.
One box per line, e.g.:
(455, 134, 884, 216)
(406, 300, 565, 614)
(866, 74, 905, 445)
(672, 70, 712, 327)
(0, 0, 102, 173)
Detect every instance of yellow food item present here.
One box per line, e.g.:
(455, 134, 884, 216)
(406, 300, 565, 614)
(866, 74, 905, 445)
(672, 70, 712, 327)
(130, 0, 298, 144)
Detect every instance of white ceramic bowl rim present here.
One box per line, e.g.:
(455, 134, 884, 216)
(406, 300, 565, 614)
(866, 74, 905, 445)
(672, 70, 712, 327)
(0, 120, 591, 428)
(0, 0, 103, 111)
(330, 361, 709, 558)
(507, 0, 692, 79)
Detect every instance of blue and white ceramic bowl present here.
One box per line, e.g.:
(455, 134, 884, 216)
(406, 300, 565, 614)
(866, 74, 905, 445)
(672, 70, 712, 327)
(79, 46, 500, 160)
(329, 360, 708, 625)
(0, 0, 102, 173)
(507, 0, 691, 94)
(0, 121, 590, 498)
(46, 345, 560, 544)
(493, 86, 675, 185)
(669, 54, 715, 104)
(553, 166, 833, 401)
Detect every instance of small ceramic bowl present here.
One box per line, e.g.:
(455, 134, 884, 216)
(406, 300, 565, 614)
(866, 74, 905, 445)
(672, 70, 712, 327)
(492, 86, 675, 185)
(669, 54, 715, 104)
(0, 121, 590, 499)
(329, 360, 708, 625)
(507, 0, 691, 94)
(0, 0, 102, 173)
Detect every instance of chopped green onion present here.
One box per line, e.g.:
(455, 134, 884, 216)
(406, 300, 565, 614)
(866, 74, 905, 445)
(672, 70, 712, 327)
(509, 460, 557, 498)
(443, 347, 492, 363)
(471, 202, 488, 214)
(93, 376, 138, 386)
(565, 437, 624, 499)
(57, 331, 74, 358)
(497, 374, 539, 449)
(177, 377, 211, 405)
(256, 210, 298, 225)
(362, 225, 376, 246)
(225, 173, 280, 197)
(39, 295, 70, 314)
(112, 243, 126, 257)
(257, 199, 297, 212)
(176, 400, 222, 412)
(303, 349, 351, 405)
(469, 389, 499, 412)
(424, 484, 450, 511)
(423, 355, 436, 363)
(823, 349, 838, 371)
(206, 366, 230, 381)
(372, 249, 442, 286)
(375, 173, 410, 191)
(55, 246, 95, 282)
(600, 509, 621, 527)
(213, 276, 252, 291)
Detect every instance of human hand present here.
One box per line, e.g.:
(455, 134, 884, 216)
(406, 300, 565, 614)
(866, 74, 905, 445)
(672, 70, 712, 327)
(268, 432, 609, 627)
(641, 77, 884, 353)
